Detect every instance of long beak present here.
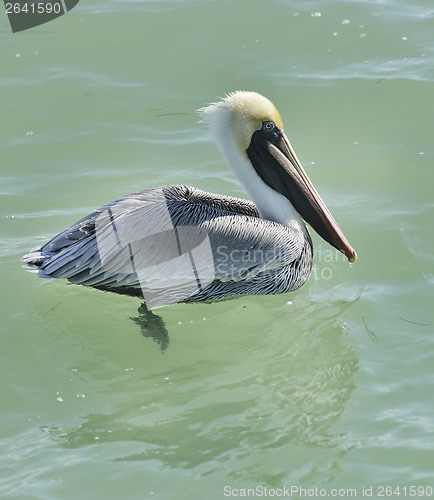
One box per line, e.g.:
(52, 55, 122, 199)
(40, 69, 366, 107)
(247, 130, 357, 263)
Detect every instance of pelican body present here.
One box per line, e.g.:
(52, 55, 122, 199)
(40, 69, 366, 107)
(23, 92, 356, 309)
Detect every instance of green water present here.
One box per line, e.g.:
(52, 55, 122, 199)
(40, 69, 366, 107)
(1, 1, 433, 499)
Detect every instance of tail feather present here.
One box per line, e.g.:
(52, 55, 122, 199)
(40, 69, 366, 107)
(21, 248, 49, 274)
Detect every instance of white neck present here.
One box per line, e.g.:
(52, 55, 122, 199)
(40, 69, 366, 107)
(226, 143, 305, 231)
(207, 109, 306, 232)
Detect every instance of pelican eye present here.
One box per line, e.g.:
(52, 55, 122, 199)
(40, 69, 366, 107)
(262, 121, 275, 131)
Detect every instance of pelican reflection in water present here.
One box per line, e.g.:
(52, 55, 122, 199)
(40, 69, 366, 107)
(23, 91, 356, 315)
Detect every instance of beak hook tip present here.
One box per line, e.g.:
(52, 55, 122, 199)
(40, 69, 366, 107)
(348, 249, 357, 264)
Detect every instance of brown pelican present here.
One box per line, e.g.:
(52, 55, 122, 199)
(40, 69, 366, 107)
(23, 91, 356, 309)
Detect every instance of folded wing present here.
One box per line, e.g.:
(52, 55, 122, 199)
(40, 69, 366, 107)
(23, 185, 308, 308)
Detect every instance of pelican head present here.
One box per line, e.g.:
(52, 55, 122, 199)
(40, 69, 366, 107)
(200, 91, 357, 263)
